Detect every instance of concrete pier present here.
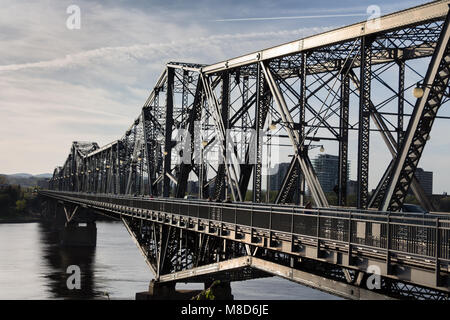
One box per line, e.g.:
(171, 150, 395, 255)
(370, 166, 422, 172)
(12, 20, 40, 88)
(60, 222, 97, 247)
(135, 280, 233, 300)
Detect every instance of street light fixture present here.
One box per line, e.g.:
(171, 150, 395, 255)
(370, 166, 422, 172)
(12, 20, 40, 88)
(411, 82, 450, 99)
(269, 122, 277, 131)
(413, 83, 424, 98)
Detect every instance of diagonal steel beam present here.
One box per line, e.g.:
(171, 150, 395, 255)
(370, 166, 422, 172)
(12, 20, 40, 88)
(349, 70, 435, 211)
(260, 61, 328, 207)
(381, 10, 450, 212)
(163, 67, 175, 197)
(201, 74, 243, 202)
(121, 217, 157, 276)
(176, 75, 203, 198)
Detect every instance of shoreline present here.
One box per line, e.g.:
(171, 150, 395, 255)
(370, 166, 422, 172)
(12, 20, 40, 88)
(0, 217, 41, 224)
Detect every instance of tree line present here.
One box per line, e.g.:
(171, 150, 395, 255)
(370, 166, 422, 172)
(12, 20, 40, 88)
(0, 175, 40, 219)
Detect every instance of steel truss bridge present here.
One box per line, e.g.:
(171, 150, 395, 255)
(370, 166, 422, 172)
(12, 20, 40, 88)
(41, 1, 450, 300)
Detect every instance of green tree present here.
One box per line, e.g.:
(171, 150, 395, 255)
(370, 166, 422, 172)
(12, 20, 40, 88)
(0, 175, 7, 185)
(0, 193, 11, 215)
(15, 199, 27, 213)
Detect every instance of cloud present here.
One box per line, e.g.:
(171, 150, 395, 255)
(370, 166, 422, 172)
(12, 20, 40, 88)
(0, 0, 448, 195)
(0, 27, 331, 73)
(0, 0, 332, 175)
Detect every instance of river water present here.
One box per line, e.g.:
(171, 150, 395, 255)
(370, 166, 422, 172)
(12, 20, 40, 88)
(0, 221, 339, 300)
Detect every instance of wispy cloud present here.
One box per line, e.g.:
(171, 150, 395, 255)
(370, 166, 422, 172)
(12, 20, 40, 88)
(0, 0, 448, 193)
(0, 27, 331, 73)
(214, 13, 366, 22)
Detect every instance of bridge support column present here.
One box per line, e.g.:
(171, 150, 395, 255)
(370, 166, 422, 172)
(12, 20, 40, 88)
(136, 280, 191, 300)
(136, 280, 234, 300)
(60, 222, 97, 247)
(201, 280, 233, 300)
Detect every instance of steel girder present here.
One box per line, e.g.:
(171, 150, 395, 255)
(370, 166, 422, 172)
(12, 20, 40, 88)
(251, 64, 271, 203)
(121, 215, 255, 281)
(357, 36, 373, 209)
(44, 3, 450, 301)
(49, 2, 450, 214)
(175, 75, 204, 198)
(202, 73, 243, 202)
(338, 72, 350, 206)
(162, 68, 175, 197)
(381, 10, 450, 212)
(261, 61, 329, 207)
(203, 1, 448, 74)
(41, 191, 450, 300)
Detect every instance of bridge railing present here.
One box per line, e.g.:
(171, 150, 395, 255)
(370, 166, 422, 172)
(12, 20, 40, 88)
(42, 191, 450, 263)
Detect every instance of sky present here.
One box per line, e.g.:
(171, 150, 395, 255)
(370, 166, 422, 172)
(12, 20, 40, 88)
(0, 0, 448, 193)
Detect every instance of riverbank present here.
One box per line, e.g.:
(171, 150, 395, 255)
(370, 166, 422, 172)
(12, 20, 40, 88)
(0, 216, 40, 224)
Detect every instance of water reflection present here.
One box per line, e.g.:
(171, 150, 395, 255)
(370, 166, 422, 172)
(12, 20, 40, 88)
(38, 223, 99, 299)
(0, 221, 337, 300)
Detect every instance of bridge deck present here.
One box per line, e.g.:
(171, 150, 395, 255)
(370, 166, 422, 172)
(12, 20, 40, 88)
(40, 190, 450, 298)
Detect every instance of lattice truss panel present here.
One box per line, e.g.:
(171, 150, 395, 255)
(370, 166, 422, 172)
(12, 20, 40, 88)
(49, 4, 450, 212)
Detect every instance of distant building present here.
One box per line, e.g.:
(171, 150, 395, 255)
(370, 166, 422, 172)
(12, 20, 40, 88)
(412, 167, 433, 195)
(266, 155, 350, 194)
(187, 180, 199, 194)
(269, 162, 291, 191)
(312, 154, 348, 193)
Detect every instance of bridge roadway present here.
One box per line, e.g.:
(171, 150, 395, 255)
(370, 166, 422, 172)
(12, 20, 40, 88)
(40, 190, 450, 300)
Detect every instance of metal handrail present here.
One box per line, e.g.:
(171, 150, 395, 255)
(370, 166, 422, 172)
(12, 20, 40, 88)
(40, 190, 450, 263)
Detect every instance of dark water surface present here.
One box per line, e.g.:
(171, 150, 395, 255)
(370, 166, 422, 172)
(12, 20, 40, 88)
(0, 221, 339, 300)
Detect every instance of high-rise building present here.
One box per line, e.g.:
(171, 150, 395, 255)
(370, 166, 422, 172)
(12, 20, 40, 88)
(311, 154, 349, 193)
(269, 162, 291, 191)
(265, 155, 349, 195)
(413, 167, 433, 195)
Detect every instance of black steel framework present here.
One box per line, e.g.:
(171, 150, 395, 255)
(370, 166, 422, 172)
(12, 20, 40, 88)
(44, 2, 450, 300)
(41, 190, 450, 300)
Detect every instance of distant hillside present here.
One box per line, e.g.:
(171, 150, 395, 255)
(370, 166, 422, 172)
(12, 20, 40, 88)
(34, 173, 52, 178)
(7, 173, 34, 178)
(0, 173, 51, 188)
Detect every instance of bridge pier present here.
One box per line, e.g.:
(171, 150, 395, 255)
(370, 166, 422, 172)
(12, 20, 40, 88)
(135, 280, 233, 300)
(60, 222, 97, 247)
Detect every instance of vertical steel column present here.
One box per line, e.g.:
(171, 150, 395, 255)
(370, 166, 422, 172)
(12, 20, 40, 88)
(339, 72, 350, 206)
(176, 73, 203, 198)
(163, 67, 175, 197)
(71, 146, 76, 192)
(298, 53, 307, 206)
(357, 36, 372, 209)
(381, 12, 450, 211)
(182, 70, 189, 123)
(220, 72, 230, 200)
(142, 108, 156, 196)
(253, 64, 263, 203)
(114, 143, 119, 194)
(397, 59, 405, 146)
